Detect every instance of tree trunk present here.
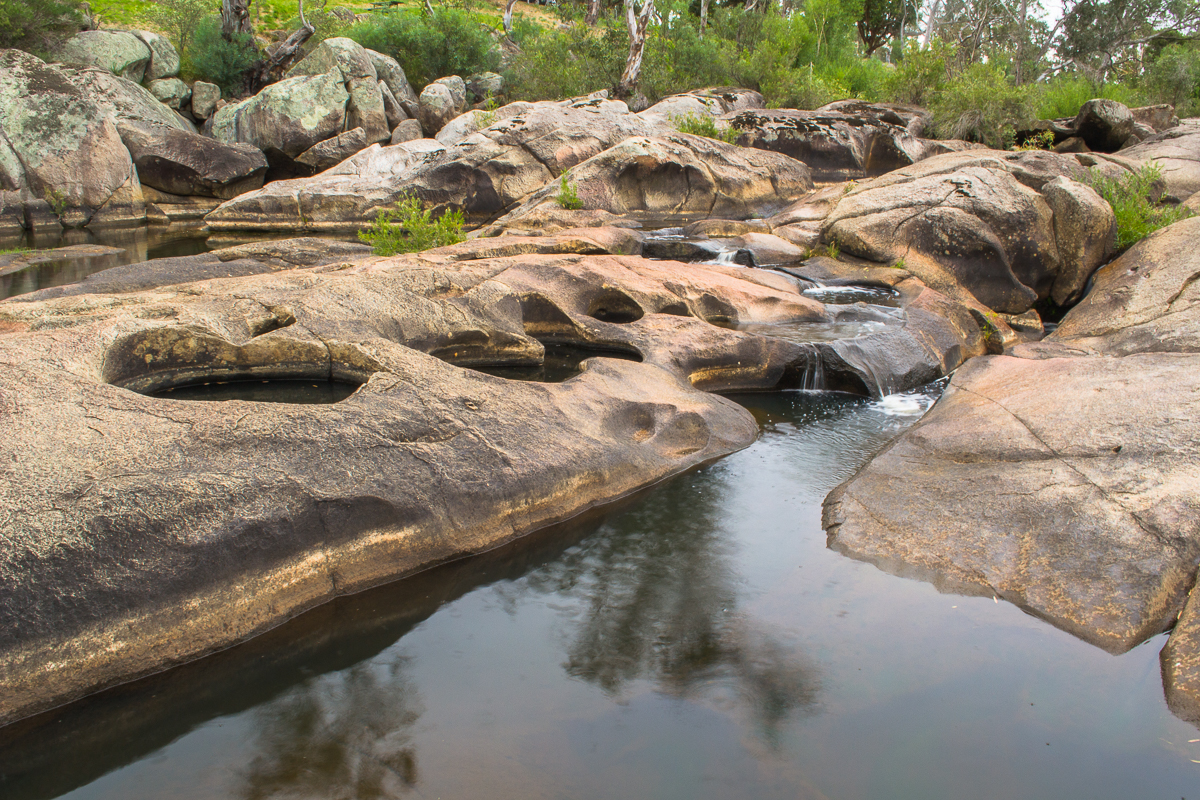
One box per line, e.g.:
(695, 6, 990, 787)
(246, 0, 315, 93)
(586, 0, 601, 25)
(221, 0, 253, 40)
(700, 0, 709, 37)
(617, 0, 654, 99)
(504, 0, 519, 36)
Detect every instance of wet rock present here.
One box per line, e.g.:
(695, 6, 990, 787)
(1073, 99, 1135, 152)
(821, 149, 1129, 314)
(56, 30, 151, 82)
(824, 215, 1200, 728)
(189, 81, 220, 120)
(130, 30, 180, 81)
(117, 121, 268, 199)
(295, 127, 372, 173)
(146, 77, 190, 109)
(490, 134, 813, 229)
(0, 248, 861, 725)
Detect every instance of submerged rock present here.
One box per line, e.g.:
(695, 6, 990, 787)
(823, 216, 1200, 726)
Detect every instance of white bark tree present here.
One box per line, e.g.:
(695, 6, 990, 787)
(617, 0, 655, 99)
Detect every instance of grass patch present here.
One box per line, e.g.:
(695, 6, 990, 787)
(554, 175, 583, 210)
(1089, 163, 1192, 252)
(672, 112, 738, 145)
(0, 245, 32, 255)
(358, 194, 465, 255)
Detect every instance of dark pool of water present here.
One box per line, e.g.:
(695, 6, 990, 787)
(148, 379, 360, 404)
(1, 389, 1198, 800)
(0, 225, 212, 300)
(471, 344, 642, 383)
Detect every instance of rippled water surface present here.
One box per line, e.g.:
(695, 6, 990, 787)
(2, 389, 1198, 800)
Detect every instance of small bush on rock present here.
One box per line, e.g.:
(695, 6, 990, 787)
(555, 175, 583, 210)
(359, 195, 466, 255)
(672, 112, 738, 144)
(1088, 163, 1192, 252)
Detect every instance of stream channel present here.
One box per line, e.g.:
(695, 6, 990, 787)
(1, 231, 1199, 798)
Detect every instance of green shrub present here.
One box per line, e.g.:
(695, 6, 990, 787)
(188, 15, 259, 95)
(359, 195, 466, 255)
(344, 8, 500, 89)
(505, 21, 623, 101)
(883, 40, 953, 106)
(1035, 75, 1147, 120)
(1088, 163, 1192, 252)
(142, 0, 209, 61)
(672, 112, 738, 144)
(0, 0, 83, 55)
(762, 64, 848, 109)
(555, 175, 583, 210)
(930, 62, 1037, 149)
(1143, 44, 1200, 117)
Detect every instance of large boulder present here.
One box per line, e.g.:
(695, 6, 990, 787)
(821, 149, 1124, 313)
(130, 30, 180, 81)
(207, 102, 661, 231)
(1073, 99, 1135, 152)
(294, 127, 372, 173)
(418, 83, 457, 136)
(117, 121, 268, 199)
(1117, 119, 1200, 202)
(0, 50, 144, 229)
(823, 215, 1200, 728)
(287, 37, 389, 145)
(365, 49, 419, 117)
(211, 71, 350, 165)
(817, 99, 931, 137)
(56, 30, 151, 82)
(723, 108, 957, 182)
(190, 82, 221, 120)
(489, 134, 814, 230)
(638, 87, 765, 129)
(146, 77, 190, 110)
(69, 67, 194, 132)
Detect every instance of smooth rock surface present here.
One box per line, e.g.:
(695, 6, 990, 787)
(56, 31, 151, 82)
(146, 78, 190, 110)
(130, 30, 180, 81)
(1118, 119, 1200, 201)
(287, 38, 389, 145)
(117, 121, 268, 199)
(294, 127, 371, 173)
(211, 71, 350, 162)
(189, 82, 221, 120)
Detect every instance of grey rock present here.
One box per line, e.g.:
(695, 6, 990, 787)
(466, 71, 505, 104)
(389, 118, 423, 144)
(1073, 99, 1135, 152)
(295, 127, 372, 172)
(130, 30, 180, 80)
(287, 37, 389, 144)
(117, 120, 268, 199)
(211, 71, 350, 159)
(1040, 176, 1117, 306)
(190, 81, 221, 120)
(365, 48, 419, 117)
(147, 77, 190, 110)
(418, 83, 457, 136)
(56, 30, 151, 82)
(432, 75, 468, 114)
(379, 79, 407, 129)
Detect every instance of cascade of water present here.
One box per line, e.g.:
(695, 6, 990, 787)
(713, 249, 740, 265)
(792, 344, 825, 390)
(830, 337, 896, 398)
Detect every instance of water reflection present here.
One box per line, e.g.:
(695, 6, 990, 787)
(239, 661, 422, 800)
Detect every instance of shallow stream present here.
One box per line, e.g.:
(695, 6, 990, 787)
(1, 388, 1197, 799)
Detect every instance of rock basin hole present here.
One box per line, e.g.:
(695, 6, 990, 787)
(469, 343, 643, 383)
(148, 379, 360, 404)
(3, 387, 1196, 800)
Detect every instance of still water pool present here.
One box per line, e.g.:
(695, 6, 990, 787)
(1, 390, 1197, 799)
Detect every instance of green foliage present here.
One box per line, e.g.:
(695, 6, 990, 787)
(555, 175, 583, 210)
(1035, 75, 1146, 120)
(506, 20, 624, 101)
(0, 0, 83, 55)
(884, 40, 953, 106)
(43, 187, 68, 215)
(0, 244, 31, 254)
(142, 0, 209, 60)
(344, 8, 500, 89)
(188, 15, 259, 95)
(1088, 163, 1192, 252)
(930, 62, 1037, 149)
(1143, 44, 1200, 116)
(672, 112, 738, 144)
(358, 194, 466, 255)
(1015, 130, 1055, 151)
(762, 64, 849, 109)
